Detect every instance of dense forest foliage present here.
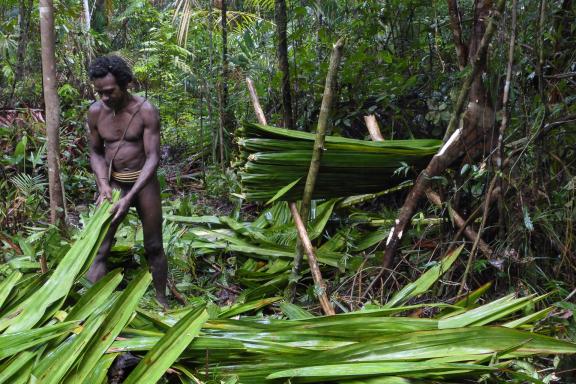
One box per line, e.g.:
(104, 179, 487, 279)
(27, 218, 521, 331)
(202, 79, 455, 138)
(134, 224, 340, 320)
(1, 0, 576, 382)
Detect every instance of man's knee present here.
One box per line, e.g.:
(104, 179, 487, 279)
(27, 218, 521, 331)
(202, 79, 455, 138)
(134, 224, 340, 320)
(144, 240, 164, 258)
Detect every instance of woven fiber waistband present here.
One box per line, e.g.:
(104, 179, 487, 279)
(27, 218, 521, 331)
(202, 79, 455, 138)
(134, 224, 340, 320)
(111, 170, 141, 183)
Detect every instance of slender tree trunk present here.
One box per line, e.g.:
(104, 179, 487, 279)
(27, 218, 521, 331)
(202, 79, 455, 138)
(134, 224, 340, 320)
(82, 0, 91, 31)
(8, 0, 33, 106)
(446, 0, 468, 69)
(93, 0, 107, 32)
(369, 0, 506, 293)
(275, 0, 295, 130)
(208, 0, 217, 164)
(39, 0, 65, 225)
(218, 0, 229, 168)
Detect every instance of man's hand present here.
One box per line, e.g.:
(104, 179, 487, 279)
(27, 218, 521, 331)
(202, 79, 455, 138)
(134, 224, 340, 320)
(110, 195, 132, 224)
(96, 184, 113, 205)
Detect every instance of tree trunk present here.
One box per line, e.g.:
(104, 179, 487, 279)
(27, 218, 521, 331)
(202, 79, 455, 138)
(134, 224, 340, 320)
(218, 0, 229, 168)
(82, 0, 91, 31)
(446, 0, 467, 70)
(9, 0, 33, 106)
(275, 0, 295, 130)
(92, 0, 107, 33)
(373, 0, 506, 288)
(39, 0, 65, 225)
(288, 39, 344, 299)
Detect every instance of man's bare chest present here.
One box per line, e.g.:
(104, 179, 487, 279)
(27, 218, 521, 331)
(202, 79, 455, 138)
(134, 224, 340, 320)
(98, 113, 144, 143)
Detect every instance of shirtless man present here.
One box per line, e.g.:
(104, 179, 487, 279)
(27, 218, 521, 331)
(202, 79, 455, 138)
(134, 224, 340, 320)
(86, 55, 168, 307)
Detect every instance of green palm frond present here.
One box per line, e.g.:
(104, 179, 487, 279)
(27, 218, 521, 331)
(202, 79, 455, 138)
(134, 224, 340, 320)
(172, 3, 273, 47)
(10, 173, 47, 199)
(244, 0, 274, 11)
(0, 31, 17, 60)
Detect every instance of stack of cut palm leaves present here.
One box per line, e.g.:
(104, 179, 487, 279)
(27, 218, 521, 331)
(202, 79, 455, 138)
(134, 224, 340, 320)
(2, 206, 576, 383)
(235, 122, 442, 201)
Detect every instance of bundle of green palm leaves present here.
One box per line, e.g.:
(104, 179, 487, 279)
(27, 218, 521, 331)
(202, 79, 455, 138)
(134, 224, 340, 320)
(235, 122, 442, 201)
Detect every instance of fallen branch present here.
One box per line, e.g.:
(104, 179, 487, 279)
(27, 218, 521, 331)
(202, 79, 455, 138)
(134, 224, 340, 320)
(246, 77, 267, 126)
(168, 279, 187, 305)
(289, 202, 335, 316)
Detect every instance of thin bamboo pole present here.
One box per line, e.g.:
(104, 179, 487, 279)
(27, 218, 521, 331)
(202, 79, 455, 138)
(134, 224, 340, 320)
(245, 77, 334, 314)
(288, 38, 344, 300)
(300, 38, 345, 221)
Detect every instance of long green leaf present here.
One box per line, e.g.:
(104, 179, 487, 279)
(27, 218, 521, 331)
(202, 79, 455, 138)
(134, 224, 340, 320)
(0, 271, 21, 310)
(0, 351, 35, 384)
(266, 177, 301, 204)
(0, 192, 118, 333)
(32, 312, 107, 384)
(0, 321, 78, 359)
(64, 269, 152, 383)
(123, 305, 209, 384)
(384, 246, 463, 308)
(266, 361, 494, 380)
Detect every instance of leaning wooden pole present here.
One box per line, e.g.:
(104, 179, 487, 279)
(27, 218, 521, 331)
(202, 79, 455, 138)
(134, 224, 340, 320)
(299, 38, 344, 221)
(287, 38, 345, 298)
(289, 203, 335, 315)
(246, 78, 267, 125)
(364, 0, 506, 297)
(246, 77, 335, 314)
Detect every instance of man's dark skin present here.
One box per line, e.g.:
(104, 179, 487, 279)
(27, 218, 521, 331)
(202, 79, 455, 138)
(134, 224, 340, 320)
(87, 71, 168, 308)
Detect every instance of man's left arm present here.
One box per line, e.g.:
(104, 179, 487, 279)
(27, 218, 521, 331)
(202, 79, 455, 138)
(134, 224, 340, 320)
(111, 103, 160, 222)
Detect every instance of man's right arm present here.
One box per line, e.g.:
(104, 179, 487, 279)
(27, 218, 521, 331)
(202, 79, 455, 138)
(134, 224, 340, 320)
(88, 103, 112, 204)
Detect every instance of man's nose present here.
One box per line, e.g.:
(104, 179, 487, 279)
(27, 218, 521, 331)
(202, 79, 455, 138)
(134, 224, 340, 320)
(101, 95, 109, 102)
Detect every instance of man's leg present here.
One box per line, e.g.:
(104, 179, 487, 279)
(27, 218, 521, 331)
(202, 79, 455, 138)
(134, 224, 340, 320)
(135, 178, 168, 307)
(87, 224, 117, 282)
(87, 184, 129, 283)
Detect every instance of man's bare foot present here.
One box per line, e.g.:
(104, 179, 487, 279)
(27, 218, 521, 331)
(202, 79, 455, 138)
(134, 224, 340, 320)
(156, 295, 169, 311)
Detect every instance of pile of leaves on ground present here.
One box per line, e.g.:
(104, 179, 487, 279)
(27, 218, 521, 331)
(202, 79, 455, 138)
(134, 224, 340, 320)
(1, 198, 576, 383)
(234, 122, 442, 201)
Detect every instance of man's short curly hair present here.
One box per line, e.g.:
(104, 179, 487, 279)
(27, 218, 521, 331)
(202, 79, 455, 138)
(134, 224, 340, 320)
(88, 55, 133, 89)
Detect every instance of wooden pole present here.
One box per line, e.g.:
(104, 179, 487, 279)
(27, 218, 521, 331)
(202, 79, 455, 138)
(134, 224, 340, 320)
(246, 77, 335, 314)
(288, 38, 344, 299)
(289, 202, 335, 316)
(246, 78, 267, 125)
(299, 38, 344, 221)
(364, 115, 384, 141)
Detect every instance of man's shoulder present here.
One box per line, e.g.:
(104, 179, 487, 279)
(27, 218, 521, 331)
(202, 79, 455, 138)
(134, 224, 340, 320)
(87, 101, 104, 123)
(88, 100, 104, 114)
(136, 97, 159, 120)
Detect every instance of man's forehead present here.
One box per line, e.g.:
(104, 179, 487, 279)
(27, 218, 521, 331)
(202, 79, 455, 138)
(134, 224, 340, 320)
(93, 73, 119, 89)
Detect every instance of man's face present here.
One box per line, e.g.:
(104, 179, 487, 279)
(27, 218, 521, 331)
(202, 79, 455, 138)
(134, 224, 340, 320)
(93, 73, 125, 110)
